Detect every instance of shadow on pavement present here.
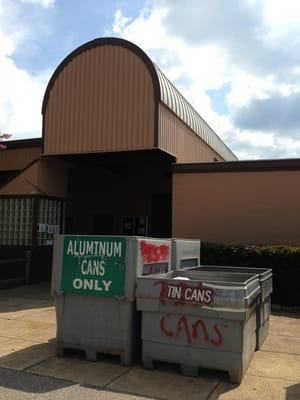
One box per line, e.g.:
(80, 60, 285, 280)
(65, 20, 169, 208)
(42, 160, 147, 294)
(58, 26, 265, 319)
(0, 282, 53, 313)
(0, 366, 74, 394)
(0, 340, 56, 371)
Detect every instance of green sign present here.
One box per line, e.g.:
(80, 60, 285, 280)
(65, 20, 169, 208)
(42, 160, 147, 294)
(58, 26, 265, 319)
(61, 236, 126, 297)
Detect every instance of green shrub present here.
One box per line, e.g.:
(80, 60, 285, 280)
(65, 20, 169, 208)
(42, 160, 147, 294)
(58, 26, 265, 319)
(201, 243, 300, 306)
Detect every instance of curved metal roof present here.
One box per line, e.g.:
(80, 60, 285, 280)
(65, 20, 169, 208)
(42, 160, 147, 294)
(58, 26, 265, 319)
(155, 65, 237, 161)
(42, 37, 237, 161)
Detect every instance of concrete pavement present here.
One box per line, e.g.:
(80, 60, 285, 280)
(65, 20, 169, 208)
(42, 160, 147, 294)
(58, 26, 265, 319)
(0, 283, 299, 399)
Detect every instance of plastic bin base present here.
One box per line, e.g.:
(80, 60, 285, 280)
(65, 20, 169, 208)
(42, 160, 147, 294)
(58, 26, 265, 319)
(55, 296, 139, 366)
(140, 309, 257, 384)
(57, 341, 132, 366)
(142, 333, 256, 384)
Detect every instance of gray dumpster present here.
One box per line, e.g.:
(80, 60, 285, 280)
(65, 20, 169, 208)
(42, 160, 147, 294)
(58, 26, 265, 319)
(136, 270, 261, 383)
(186, 265, 272, 349)
(51, 235, 171, 365)
(171, 239, 201, 270)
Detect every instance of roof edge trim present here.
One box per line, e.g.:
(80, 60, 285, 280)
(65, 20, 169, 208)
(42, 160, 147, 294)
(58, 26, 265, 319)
(2, 138, 42, 149)
(173, 159, 300, 173)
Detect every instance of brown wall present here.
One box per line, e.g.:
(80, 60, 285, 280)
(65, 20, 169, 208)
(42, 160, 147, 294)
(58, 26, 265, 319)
(36, 159, 69, 198)
(43, 45, 155, 155)
(173, 170, 300, 245)
(159, 105, 223, 162)
(0, 159, 68, 198)
(0, 146, 41, 171)
(0, 162, 39, 195)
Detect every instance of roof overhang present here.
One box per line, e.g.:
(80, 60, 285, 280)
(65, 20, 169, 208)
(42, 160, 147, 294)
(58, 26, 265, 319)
(173, 158, 300, 173)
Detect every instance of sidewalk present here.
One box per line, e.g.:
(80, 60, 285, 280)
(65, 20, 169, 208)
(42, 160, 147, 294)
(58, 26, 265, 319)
(0, 283, 299, 399)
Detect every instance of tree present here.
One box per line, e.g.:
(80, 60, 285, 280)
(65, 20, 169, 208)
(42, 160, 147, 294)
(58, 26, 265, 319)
(0, 133, 12, 149)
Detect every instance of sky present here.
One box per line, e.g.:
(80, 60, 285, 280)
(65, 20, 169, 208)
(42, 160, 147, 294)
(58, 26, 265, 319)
(1, 0, 300, 159)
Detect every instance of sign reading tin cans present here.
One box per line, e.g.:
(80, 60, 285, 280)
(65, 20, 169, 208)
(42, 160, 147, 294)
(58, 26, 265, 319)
(61, 236, 126, 297)
(156, 281, 214, 306)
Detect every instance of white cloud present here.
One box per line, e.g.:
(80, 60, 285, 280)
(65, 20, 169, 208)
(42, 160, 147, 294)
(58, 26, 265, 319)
(0, 55, 49, 139)
(0, 29, 14, 56)
(111, 4, 229, 139)
(112, 9, 133, 34)
(110, 0, 300, 160)
(0, 0, 53, 139)
(264, 0, 300, 26)
(226, 72, 295, 108)
(19, 0, 55, 8)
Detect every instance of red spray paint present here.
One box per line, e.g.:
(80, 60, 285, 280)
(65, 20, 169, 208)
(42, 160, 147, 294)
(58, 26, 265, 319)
(140, 241, 170, 263)
(160, 315, 226, 347)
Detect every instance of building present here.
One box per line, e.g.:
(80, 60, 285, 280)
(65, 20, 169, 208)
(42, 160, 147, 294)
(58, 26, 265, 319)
(0, 37, 300, 281)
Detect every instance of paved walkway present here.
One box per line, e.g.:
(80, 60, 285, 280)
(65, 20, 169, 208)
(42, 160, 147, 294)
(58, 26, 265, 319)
(0, 283, 299, 399)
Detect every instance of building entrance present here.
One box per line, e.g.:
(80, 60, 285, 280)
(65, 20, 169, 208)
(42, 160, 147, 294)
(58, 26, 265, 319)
(64, 151, 173, 238)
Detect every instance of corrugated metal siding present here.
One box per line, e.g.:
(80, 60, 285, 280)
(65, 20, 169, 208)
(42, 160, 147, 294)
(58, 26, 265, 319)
(155, 66, 237, 161)
(0, 147, 41, 171)
(173, 170, 300, 245)
(159, 105, 223, 162)
(44, 45, 155, 155)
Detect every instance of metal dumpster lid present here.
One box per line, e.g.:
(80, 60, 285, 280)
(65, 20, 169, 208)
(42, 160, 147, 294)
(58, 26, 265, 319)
(171, 270, 259, 286)
(190, 265, 272, 280)
(136, 270, 261, 309)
